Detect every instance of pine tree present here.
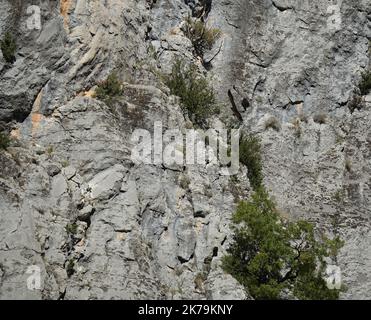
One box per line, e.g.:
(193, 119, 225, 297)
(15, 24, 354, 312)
(223, 188, 344, 300)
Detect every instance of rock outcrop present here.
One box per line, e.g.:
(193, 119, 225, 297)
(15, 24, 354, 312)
(0, 0, 370, 300)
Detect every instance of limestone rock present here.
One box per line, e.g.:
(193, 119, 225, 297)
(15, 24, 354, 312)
(0, 0, 370, 300)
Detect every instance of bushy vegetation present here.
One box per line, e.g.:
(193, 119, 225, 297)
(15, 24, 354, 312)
(264, 117, 281, 132)
(223, 188, 344, 300)
(165, 60, 217, 127)
(1, 32, 16, 63)
(239, 135, 263, 190)
(65, 223, 78, 235)
(0, 132, 11, 150)
(66, 259, 75, 277)
(94, 72, 123, 105)
(359, 71, 371, 96)
(229, 130, 344, 300)
(348, 94, 364, 113)
(179, 174, 191, 190)
(184, 16, 221, 57)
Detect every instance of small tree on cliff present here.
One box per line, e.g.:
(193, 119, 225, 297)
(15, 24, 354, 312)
(94, 72, 123, 106)
(223, 188, 344, 300)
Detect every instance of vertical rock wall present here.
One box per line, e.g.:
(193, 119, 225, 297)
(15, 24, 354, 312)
(0, 0, 370, 299)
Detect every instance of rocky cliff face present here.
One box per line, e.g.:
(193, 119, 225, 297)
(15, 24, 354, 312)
(0, 0, 370, 300)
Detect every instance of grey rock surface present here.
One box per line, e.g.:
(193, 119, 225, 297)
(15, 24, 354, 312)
(0, 0, 370, 300)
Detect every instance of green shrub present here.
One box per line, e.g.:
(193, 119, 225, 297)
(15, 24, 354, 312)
(185, 17, 221, 57)
(0, 132, 11, 150)
(179, 174, 191, 190)
(359, 71, 371, 96)
(333, 189, 346, 203)
(94, 72, 123, 105)
(222, 188, 344, 300)
(61, 160, 69, 168)
(165, 60, 217, 127)
(66, 259, 75, 277)
(46, 145, 54, 156)
(1, 32, 16, 63)
(239, 135, 263, 190)
(66, 223, 78, 235)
